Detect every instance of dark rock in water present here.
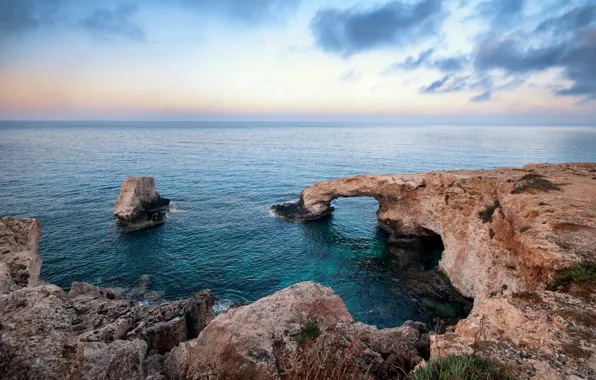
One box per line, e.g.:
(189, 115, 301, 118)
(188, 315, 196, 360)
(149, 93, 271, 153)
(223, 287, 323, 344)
(271, 198, 333, 221)
(114, 176, 171, 232)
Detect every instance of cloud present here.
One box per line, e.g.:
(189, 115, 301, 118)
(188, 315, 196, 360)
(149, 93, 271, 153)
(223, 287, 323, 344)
(473, 4, 596, 100)
(80, 3, 145, 41)
(311, 0, 443, 57)
(419, 75, 469, 93)
(470, 91, 491, 102)
(412, 3, 596, 103)
(0, 0, 65, 35)
(535, 4, 595, 36)
(175, 0, 301, 23)
(385, 48, 468, 73)
(475, 0, 526, 31)
(340, 69, 360, 83)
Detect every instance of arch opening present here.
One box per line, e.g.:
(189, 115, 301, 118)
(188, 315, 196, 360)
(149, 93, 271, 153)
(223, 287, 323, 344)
(318, 196, 472, 329)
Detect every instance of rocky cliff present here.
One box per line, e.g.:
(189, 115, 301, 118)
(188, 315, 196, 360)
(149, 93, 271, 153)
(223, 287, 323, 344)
(274, 162, 596, 378)
(114, 176, 171, 232)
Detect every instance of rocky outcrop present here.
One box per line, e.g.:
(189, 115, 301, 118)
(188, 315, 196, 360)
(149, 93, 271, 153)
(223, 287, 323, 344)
(114, 176, 170, 232)
(431, 290, 596, 379)
(0, 217, 42, 293)
(164, 282, 430, 380)
(0, 218, 215, 380)
(274, 162, 596, 379)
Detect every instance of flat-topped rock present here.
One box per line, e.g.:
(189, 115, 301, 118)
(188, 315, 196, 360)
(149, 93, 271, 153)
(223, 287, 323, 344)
(114, 176, 170, 232)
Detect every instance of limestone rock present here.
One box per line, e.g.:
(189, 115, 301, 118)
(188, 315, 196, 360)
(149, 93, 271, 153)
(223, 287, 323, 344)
(69, 284, 140, 343)
(431, 291, 596, 379)
(0, 217, 42, 293)
(114, 176, 170, 232)
(127, 290, 214, 353)
(0, 285, 81, 380)
(80, 339, 147, 380)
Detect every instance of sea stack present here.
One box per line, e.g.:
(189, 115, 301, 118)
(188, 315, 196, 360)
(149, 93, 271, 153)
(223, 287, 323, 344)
(114, 176, 170, 232)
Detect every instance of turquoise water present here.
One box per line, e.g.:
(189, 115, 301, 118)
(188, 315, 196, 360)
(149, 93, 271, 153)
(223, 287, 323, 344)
(1, 122, 596, 328)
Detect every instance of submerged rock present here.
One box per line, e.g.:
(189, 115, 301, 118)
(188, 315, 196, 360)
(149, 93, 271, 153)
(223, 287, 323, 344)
(114, 176, 170, 232)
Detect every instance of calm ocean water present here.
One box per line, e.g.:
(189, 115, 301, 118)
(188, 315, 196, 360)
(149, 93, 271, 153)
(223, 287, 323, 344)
(1, 121, 595, 328)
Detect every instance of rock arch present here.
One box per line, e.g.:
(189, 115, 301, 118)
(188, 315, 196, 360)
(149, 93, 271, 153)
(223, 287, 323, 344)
(273, 164, 594, 300)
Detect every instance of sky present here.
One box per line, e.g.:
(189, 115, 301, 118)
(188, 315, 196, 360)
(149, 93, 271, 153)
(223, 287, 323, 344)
(0, 0, 595, 124)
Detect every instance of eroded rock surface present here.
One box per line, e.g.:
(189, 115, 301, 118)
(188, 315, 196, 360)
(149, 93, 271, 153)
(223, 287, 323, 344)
(114, 176, 170, 232)
(0, 217, 42, 293)
(0, 218, 215, 380)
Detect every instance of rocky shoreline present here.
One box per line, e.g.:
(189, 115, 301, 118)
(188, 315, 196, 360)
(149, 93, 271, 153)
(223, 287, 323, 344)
(1, 162, 595, 379)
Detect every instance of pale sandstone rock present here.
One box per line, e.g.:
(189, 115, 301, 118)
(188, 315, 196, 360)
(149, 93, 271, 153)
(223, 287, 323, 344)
(0, 217, 42, 293)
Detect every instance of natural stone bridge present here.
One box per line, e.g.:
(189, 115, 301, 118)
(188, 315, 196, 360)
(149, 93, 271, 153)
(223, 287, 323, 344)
(273, 163, 596, 300)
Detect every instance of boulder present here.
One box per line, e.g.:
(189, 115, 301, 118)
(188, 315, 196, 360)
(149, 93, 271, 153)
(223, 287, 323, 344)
(0, 217, 42, 293)
(164, 282, 351, 379)
(114, 176, 170, 232)
(163, 282, 430, 380)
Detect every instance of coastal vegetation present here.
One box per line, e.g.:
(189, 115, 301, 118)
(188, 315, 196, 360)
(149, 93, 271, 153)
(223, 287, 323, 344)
(411, 355, 513, 380)
(546, 262, 596, 291)
(296, 322, 322, 346)
(478, 200, 501, 223)
(511, 174, 561, 194)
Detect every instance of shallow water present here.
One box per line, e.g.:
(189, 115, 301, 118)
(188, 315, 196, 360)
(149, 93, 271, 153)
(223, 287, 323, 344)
(1, 122, 595, 328)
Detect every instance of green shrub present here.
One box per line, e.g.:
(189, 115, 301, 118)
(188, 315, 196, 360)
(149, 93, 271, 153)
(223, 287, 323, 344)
(479, 201, 501, 223)
(511, 176, 561, 194)
(296, 322, 321, 346)
(546, 262, 596, 291)
(412, 355, 513, 380)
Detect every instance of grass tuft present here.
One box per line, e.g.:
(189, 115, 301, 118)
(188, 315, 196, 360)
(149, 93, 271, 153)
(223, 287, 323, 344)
(546, 262, 596, 291)
(296, 322, 321, 346)
(479, 200, 501, 223)
(412, 355, 513, 380)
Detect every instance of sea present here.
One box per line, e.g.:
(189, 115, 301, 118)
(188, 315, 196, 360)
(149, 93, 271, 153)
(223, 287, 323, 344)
(1, 121, 595, 328)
